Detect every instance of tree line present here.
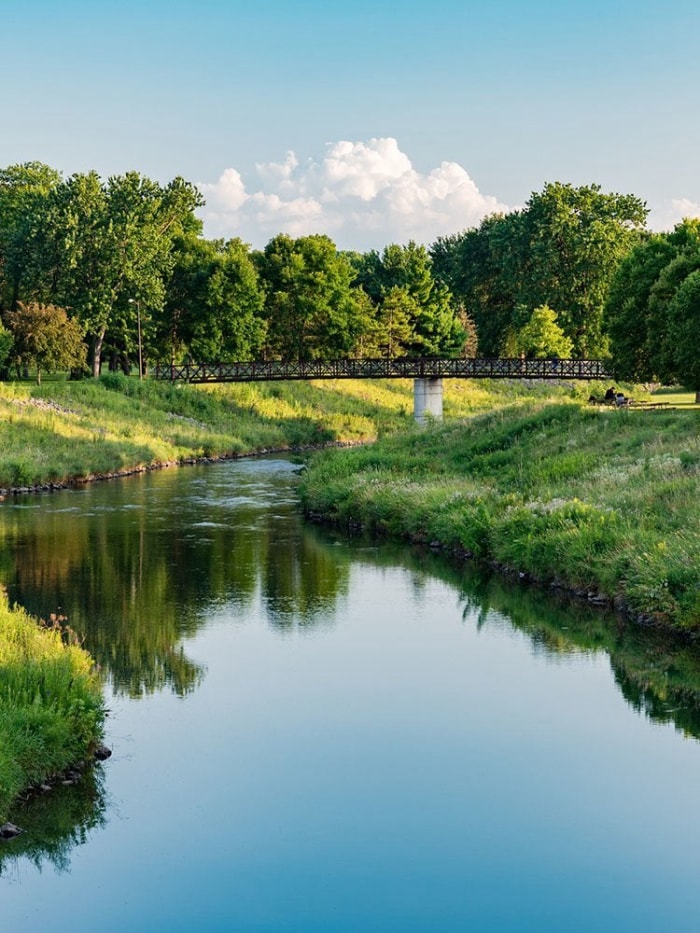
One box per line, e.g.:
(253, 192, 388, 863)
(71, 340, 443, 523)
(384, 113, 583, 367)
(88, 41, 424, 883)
(0, 162, 697, 394)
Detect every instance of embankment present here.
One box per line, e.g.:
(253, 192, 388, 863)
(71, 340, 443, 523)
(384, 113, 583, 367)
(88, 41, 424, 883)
(300, 400, 700, 631)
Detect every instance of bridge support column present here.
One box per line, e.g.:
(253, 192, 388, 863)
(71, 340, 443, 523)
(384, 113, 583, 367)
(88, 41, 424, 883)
(413, 377, 443, 423)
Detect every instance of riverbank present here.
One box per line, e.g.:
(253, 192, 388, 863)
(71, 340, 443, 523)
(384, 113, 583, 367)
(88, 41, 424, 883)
(0, 590, 106, 823)
(0, 372, 568, 492)
(300, 399, 700, 631)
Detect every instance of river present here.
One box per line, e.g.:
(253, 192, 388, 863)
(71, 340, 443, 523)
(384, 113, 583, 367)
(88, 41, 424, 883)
(2, 457, 700, 931)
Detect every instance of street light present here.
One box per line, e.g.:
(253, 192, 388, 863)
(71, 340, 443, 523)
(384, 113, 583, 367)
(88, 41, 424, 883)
(128, 298, 143, 380)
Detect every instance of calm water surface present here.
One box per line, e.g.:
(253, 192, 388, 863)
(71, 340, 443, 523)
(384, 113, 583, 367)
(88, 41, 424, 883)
(2, 458, 700, 931)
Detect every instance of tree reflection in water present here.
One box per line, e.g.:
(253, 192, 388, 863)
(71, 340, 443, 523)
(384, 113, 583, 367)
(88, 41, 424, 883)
(3, 460, 700, 876)
(0, 462, 349, 697)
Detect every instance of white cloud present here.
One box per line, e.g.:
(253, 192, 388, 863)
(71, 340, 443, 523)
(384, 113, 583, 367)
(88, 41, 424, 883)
(196, 137, 509, 250)
(648, 197, 700, 231)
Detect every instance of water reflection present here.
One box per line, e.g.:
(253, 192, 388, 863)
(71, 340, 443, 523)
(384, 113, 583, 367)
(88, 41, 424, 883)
(3, 459, 700, 894)
(0, 461, 349, 697)
(0, 769, 106, 879)
(363, 540, 700, 742)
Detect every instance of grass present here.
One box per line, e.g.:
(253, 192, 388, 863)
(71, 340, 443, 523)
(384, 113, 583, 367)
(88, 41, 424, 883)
(0, 590, 105, 822)
(300, 394, 700, 631)
(0, 372, 573, 489)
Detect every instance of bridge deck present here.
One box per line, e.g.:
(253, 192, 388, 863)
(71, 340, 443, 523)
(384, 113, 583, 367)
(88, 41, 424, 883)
(153, 358, 611, 384)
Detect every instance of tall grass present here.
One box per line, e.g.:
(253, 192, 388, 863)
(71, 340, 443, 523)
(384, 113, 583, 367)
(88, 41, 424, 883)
(0, 591, 105, 821)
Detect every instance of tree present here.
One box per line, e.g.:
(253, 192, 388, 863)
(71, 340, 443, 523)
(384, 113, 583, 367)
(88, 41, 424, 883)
(0, 320, 12, 372)
(163, 235, 267, 362)
(354, 241, 466, 356)
(515, 183, 647, 356)
(375, 287, 418, 357)
(22, 171, 203, 376)
(256, 234, 365, 359)
(431, 183, 647, 358)
(514, 305, 574, 359)
(4, 302, 86, 383)
(667, 270, 700, 402)
(604, 233, 680, 381)
(0, 161, 62, 311)
(432, 212, 528, 356)
(604, 219, 700, 386)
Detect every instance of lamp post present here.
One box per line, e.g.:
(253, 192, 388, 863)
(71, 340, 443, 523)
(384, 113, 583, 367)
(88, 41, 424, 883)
(128, 298, 143, 380)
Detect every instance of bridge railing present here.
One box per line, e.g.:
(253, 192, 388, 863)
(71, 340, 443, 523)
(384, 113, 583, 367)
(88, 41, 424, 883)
(152, 357, 612, 384)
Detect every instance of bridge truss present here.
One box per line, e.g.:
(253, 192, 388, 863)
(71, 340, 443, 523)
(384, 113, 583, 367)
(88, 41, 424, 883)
(153, 357, 612, 384)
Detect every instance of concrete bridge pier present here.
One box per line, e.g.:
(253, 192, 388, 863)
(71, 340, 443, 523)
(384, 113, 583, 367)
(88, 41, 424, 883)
(413, 377, 443, 423)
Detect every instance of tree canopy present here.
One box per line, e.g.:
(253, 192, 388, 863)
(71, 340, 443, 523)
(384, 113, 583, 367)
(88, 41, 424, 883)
(604, 219, 700, 396)
(3, 160, 699, 391)
(4, 302, 86, 383)
(431, 182, 648, 358)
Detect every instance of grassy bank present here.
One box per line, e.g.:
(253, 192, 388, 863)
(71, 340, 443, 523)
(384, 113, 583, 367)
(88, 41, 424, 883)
(0, 373, 569, 490)
(300, 399, 700, 631)
(0, 591, 105, 822)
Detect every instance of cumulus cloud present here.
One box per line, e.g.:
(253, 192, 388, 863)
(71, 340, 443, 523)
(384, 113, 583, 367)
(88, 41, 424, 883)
(648, 197, 700, 231)
(196, 137, 509, 250)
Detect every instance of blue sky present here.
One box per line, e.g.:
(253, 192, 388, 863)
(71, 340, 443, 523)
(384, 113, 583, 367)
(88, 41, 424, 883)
(3, 0, 699, 248)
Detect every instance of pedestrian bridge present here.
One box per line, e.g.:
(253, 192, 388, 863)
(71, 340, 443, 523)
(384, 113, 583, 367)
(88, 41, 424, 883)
(153, 357, 612, 421)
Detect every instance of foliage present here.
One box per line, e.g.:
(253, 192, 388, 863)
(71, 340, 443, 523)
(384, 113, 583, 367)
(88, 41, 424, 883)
(163, 234, 267, 362)
(514, 304, 573, 359)
(0, 162, 62, 312)
(667, 270, 700, 396)
(431, 183, 647, 358)
(603, 232, 679, 381)
(14, 170, 203, 376)
(605, 219, 700, 393)
(354, 241, 466, 356)
(0, 320, 12, 370)
(4, 302, 86, 383)
(255, 234, 367, 360)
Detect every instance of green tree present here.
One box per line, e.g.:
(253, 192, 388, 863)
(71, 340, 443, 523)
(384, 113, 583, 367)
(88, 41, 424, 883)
(605, 220, 700, 382)
(5, 302, 86, 383)
(375, 287, 418, 357)
(667, 270, 700, 402)
(432, 183, 647, 358)
(256, 234, 365, 360)
(163, 235, 267, 362)
(515, 304, 574, 358)
(354, 241, 465, 356)
(0, 320, 12, 372)
(431, 212, 527, 356)
(515, 183, 647, 356)
(0, 161, 62, 311)
(604, 233, 679, 381)
(23, 171, 203, 376)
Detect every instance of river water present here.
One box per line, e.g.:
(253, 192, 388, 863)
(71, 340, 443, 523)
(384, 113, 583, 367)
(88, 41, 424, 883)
(2, 457, 700, 931)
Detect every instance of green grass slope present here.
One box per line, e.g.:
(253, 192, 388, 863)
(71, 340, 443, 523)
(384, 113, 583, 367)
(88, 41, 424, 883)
(301, 399, 700, 630)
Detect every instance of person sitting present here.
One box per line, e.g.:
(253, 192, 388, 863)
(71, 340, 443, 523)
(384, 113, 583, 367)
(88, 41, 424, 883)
(604, 386, 616, 401)
(615, 392, 628, 407)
